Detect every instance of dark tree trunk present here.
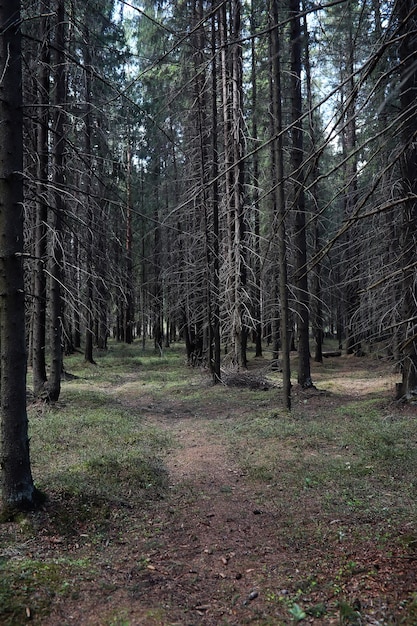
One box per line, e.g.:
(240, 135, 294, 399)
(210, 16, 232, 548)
(302, 3, 323, 364)
(46, 0, 66, 402)
(73, 235, 81, 349)
(83, 21, 96, 365)
(32, 0, 50, 396)
(211, 2, 221, 382)
(397, 0, 417, 398)
(342, 5, 360, 356)
(125, 143, 134, 344)
(153, 203, 163, 352)
(0, 0, 38, 512)
(251, 0, 263, 358)
(270, 0, 291, 409)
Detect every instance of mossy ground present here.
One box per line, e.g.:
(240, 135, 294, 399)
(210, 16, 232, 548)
(1, 342, 416, 625)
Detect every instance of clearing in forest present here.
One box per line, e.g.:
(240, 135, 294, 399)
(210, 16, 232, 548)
(1, 343, 417, 625)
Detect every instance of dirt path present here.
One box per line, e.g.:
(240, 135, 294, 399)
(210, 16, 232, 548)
(163, 416, 236, 482)
(39, 362, 414, 626)
(129, 411, 290, 625)
(42, 393, 301, 626)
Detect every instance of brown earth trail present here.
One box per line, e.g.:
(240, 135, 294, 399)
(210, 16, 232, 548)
(22, 356, 417, 625)
(48, 404, 406, 624)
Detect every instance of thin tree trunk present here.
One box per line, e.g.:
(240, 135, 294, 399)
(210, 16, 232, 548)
(211, 2, 221, 382)
(46, 0, 66, 401)
(251, 0, 262, 358)
(303, 4, 323, 363)
(290, 0, 313, 388)
(83, 21, 96, 365)
(125, 141, 134, 344)
(153, 164, 163, 352)
(33, 0, 50, 396)
(271, 0, 291, 409)
(220, 0, 246, 369)
(73, 234, 81, 349)
(397, 0, 417, 398)
(342, 4, 360, 356)
(231, 0, 247, 368)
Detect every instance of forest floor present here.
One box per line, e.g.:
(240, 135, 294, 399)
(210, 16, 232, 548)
(1, 343, 417, 625)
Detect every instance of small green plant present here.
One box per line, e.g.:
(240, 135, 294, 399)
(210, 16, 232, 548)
(338, 600, 362, 625)
(288, 603, 307, 622)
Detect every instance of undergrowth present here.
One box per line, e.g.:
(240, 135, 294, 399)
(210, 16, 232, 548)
(216, 391, 417, 528)
(0, 556, 92, 625)
(1, 342, 177, 625)
(1, 343, 416, 624)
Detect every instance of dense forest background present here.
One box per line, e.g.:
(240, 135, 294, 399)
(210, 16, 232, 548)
(13, 0, 417, 406)
(2, 1, 417, 615)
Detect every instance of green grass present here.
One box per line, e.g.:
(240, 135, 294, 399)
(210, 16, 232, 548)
(0, 556, 92, 625)
(30, 393, 171, 501)
(3, 342, 417, 624)
(214, 384, 417, 531)
(0, 342, 179, 624)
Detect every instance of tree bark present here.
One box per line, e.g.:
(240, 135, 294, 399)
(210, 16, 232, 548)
(397, 0, 417, 398)
(210, 1, 221, 382)
(83, 21, 96, 365)
(270, 0, 291, 409)
(290, 0, 313, 388)
(0, 0, 38, 512)
(32, 0, 50, 396)
(342, 3, 360, 356)
(302, 3, 323, 364)
(251, 0, 263, 358)
(46, 0, 66, 401)
(125, 141, 134, 344)
(220, 0, 247, 369)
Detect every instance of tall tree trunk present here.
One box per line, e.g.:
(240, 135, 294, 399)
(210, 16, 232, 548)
(152, 164, 163, 352)
(251, 0, 262, 358)
(0, 0, 38, 512)
(220, 0, 247, 369)
(33, 0, 50, 396)
(96, 215, 109, 350)
(46, 0, 66, 401)
(125, 141, 134, 344)
(73, 234, 81, 349)
(219, 2, 234, 363)
(193, 0, 211, 368)
(139, 174, 147, 351)
(83, 21, 96, 364)
(397, 0, 417, 398)
(231, 0, 247, 368)
(290, 0, 313, 387)
(302, 3, 323, 363)
(270, 0, 291, 409)
(342, 3, 360, 356)
(211, 2, 221, 382)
